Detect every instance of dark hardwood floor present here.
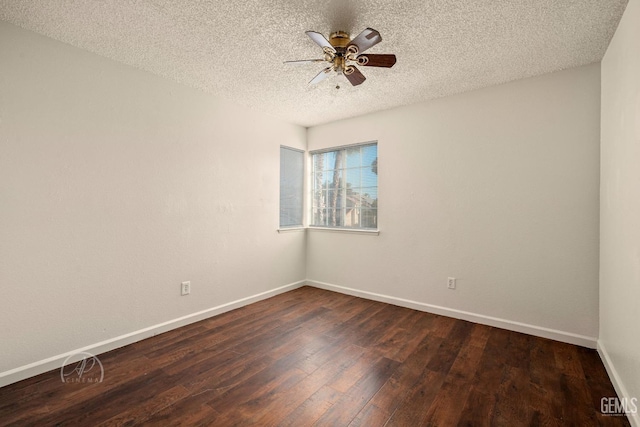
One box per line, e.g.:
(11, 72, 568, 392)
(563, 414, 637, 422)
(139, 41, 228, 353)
(0, 286, 630, 426)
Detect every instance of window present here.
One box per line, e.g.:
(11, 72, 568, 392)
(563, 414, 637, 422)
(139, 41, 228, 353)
(311, 142, 378, 229)
(279, 146, 304, 228)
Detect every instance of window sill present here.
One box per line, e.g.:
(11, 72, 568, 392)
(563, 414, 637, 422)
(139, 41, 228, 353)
(307, 226, 380, 235)
(277, 227, 306, 233)
(278, 227, 380, 235)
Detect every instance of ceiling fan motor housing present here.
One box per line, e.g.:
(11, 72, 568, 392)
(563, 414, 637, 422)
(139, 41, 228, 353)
(329, 31, 350, 51)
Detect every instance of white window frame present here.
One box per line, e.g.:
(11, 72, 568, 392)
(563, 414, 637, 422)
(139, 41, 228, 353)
(308, 141, 379, 233)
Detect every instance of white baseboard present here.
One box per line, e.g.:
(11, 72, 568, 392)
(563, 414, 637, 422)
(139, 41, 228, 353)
(307, 280, 598, 349)
(598, 341, 639, 427)
(0, 280, 306, 388)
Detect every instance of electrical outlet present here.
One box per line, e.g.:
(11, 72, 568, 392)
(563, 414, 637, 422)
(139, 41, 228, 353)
(447, 277, 456, 289)
(181, 281, 191, 296)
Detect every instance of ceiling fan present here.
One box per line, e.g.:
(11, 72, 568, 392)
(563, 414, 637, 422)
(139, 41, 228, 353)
(284, 28, 397, 87)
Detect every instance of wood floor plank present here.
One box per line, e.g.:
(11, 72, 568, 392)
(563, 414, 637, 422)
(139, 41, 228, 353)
(143, 398, 219, 426)
(503, 329, 533, 370)
(463, 322, 492, 349)
(492, 366, 535, 426)
(446, 335, 486, 383)
(132, 324, 210, 355)
(326, 350, 382, 393)
(1, 354, 155, 425)
(457, 387, 497, 427)
(313, 356, 400, 426)
(385, 369, 447, 426)
(0, 286, 630, 426)
(247, 344, 368, 425)
(429, 314, 457, 338)
(379, 309, 436, 362)
(34, 367, 177, 426)
(182, 352, 274, 396)
(324, 302, 388, 342)
(422, 378, 473, 426)
(366, 334, 443, 416)
(277, 385, 342, 427)
(472, 334, 510, 396)
(529, 410, 567, 427)
(275, 332, 338, 374)
(529, 339, 565, 421)
(161, 346, 239, 378)
(96, 384, 190, 426)
(554, 341, 587, 379)
(294, 333, 364, 375)
(209, 366, 308, 425)
(425, 320, 472, 374)
(352, 302, 412, 349)
(348, 403, 390, 427)
(243, 380, 330, 426)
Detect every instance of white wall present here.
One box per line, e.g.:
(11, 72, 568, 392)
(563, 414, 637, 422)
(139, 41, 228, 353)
(307, 64, 601, 345)
(600, 0, 640, 416)
(0, 21, 306, 382)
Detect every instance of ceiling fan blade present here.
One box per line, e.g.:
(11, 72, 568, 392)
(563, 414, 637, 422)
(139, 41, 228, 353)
(357, 54, 396, 68)
(306, 31, 336, 53)
(284, 59, 326, 64)
(308, 67, 333, 85)
(344, 66, 366, 86)
(347, 28, 382, 54)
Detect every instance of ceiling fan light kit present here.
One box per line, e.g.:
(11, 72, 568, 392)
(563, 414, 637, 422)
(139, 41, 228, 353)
(285, 28, 397, 88)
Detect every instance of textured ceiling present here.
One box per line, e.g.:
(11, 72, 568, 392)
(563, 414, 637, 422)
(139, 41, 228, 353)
(0, 0, 629, 127)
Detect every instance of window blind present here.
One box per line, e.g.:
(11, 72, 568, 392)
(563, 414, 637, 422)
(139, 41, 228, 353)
(279, 146, 304, 228)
